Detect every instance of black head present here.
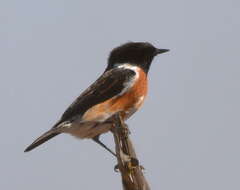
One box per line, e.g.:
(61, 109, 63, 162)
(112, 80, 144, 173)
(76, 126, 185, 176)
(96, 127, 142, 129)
(106, 42, 169, 73)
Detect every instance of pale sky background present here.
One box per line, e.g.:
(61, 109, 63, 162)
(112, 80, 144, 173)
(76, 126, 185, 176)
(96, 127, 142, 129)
(1, 0, 240, 189)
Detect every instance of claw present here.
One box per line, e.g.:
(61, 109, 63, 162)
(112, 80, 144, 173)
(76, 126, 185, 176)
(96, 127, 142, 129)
(126, 157, 139, 170)
(130, 157, 139, 167)
(114, 164, 120, 172)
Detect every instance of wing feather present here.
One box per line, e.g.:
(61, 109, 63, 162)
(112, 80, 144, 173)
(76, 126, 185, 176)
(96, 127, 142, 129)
(59, 67, 136, 123)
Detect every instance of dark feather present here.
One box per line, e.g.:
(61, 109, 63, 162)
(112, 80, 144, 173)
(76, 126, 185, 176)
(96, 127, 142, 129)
(60, 67, 136, 122)
(24, 130, 60, 152)
(24, 67, 135, 152)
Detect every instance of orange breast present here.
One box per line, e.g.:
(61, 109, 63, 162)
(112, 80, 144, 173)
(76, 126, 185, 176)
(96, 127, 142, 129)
(82, 68, 148, 122)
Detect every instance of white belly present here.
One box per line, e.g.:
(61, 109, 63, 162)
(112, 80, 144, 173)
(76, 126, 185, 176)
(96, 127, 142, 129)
(61, 108, 137, 139)
(62, 121, 112, 139)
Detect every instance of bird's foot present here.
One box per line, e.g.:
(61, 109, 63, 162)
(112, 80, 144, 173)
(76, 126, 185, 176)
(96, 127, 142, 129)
(127, 157, 139, 170)
(114, 157, 140, 172)
(114, 164, 120, 172)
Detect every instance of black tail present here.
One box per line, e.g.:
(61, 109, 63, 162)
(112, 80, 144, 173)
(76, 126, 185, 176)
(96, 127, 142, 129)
(24, 130, 60, 152)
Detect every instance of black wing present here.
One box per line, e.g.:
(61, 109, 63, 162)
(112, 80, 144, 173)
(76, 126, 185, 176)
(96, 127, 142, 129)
(59, 67, 136, 123)
(24, 67, 136, 152)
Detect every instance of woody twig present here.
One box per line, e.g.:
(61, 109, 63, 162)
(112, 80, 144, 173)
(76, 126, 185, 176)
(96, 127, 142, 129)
(112, 114, 150, 190)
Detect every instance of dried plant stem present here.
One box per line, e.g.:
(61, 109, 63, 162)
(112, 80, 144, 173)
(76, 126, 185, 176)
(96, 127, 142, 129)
(112, 114, 150, 190)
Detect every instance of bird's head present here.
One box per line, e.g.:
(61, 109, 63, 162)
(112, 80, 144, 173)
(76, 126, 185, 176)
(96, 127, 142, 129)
(106, 42, 169, 73)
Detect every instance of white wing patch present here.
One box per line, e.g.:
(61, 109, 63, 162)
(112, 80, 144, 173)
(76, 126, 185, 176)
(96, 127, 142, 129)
(117, 63, 139, 95)
(117, 63, 139, 79)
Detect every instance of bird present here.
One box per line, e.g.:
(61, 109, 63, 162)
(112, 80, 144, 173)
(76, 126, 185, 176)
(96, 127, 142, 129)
(24, 42, 169, 155)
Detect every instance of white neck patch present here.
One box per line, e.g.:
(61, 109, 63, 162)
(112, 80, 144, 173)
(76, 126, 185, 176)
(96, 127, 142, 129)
(111, 63, 140, 96)
(117, 63, 139, 79)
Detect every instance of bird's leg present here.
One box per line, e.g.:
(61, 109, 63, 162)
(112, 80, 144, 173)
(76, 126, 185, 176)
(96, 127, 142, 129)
(116, 113, 131, 138)
(92, 135, 116, 157)
(112, 114, 139, 171)
(121, 123, 131, 137)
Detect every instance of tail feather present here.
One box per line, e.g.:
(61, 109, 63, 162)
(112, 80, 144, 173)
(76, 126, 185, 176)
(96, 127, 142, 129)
(24, 130, 60, 152)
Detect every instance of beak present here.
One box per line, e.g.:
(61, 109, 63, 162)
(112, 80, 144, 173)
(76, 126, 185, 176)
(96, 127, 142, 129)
(155, 48, 170, 55)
